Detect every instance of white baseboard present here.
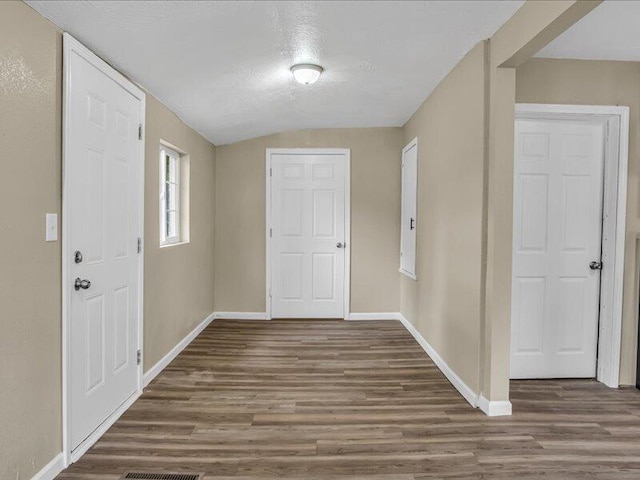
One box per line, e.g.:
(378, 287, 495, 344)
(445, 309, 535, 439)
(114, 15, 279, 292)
(213, 311, 269, 320)
(217, 312, 399, 321)
(143, 311, 216, 387)
(348, 312, 402, 321)
(215, 312, 397, 321)
(397, 313, 480, 408)
(477, 394, 513, 417)
(396, 313, 512, 417)
(31, 452, 65, 480)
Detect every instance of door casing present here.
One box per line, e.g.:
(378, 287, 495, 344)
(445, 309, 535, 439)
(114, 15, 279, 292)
(265, 148, 351, 320)
(513, 104, 629, 388)
(62, 33, 146, 465)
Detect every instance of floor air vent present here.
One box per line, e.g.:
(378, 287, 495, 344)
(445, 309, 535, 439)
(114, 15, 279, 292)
(121, 473, 203, 480)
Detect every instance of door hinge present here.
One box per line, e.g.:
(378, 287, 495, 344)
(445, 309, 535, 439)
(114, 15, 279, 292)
(137, 237, 142, 253)
(138, 123, 143, 140)
(270, 168, 272, 177)
(270, 228, 272, 238)
(137, 349, 141, 365)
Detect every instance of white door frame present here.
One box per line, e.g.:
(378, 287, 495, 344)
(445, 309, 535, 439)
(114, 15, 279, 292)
(62, 33, 146, 465)
(265, 148, 351, 320)
(514, 103, 629, 388)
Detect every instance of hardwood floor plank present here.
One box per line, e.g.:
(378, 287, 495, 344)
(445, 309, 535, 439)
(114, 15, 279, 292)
(56, 319, 640, 479)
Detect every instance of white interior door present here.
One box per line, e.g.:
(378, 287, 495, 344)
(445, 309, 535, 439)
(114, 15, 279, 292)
(269, 151, 349, 318)
(65, 36, 144, 450)
(511, 118, 604, 379)
(400, 138, 418, 278)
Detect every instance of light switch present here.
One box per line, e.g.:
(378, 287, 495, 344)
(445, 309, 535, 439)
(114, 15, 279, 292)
(46, 213, 58, 242)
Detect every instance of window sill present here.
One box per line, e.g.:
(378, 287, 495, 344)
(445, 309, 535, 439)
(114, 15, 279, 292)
(399, 268, 417, 281)
(160, 240, 190, 249)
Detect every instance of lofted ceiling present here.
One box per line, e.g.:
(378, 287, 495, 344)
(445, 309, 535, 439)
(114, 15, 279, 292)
(27, 0, 523, 145)
(537, 1, 640, 61)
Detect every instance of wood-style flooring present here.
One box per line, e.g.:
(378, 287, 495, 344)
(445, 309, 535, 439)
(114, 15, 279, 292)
(57, 319, 640, 479)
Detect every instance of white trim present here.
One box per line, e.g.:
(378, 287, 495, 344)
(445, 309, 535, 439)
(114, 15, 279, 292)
(143, 312, 216, 387)
(348, 313, 513, 416)
(398, 268, 417, 281)
(397, 314, 482, 410)
(31, 453, 65, 480)
(265, 153, 272, 319)
(515, 104, 629, 388)
(477, 395, 513, 417)
(516, 103, 630, 117)
(213, 311, 270, 320)
(265, 148, 351, 320)
(607, 109, 629, 388)
(159, 144, 182, 246)
(344, 150, 352, 320)
(400, 137, 418, 280)
(62, 32, 146, 466)
(348, 312, 402, 321)
(402, 137, 418, 152)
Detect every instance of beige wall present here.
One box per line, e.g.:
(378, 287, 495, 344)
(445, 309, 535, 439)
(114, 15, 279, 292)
(401, 42, 487, 393)
(0, 2, 216, 478)
(399, 2, 600, 403)
(0, 3, 606, 477)
(516, 58, 640, 385)
(215, 128, 404, 314)
(479, 0, 600, 404)
(0, 2, 62, 478)
(143, 96, 216, 369)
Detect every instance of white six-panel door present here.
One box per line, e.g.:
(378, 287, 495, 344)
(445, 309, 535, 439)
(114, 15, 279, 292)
(65, 35, 144, 451)
(269, 151, 349, 318)
(511, 118, 604, 379)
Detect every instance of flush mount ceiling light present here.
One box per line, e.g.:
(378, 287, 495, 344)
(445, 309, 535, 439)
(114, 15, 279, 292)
(291, 64, 324, 85)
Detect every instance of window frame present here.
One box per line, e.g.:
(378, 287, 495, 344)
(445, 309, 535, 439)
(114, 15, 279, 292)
(159, 145, 181, 246)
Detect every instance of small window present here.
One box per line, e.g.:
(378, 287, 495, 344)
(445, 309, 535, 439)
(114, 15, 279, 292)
(160, 145, 181, 246)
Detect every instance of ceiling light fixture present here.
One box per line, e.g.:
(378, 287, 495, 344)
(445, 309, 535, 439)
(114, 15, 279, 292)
(291, 64, 323, 85)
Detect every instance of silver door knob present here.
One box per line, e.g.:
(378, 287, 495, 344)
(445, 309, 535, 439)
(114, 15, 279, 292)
(589, 261, 603, 270)
(74, 278, 91, 291)
(336, 242, 345, 249)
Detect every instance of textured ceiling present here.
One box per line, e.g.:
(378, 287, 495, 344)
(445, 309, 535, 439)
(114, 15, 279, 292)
(537, 1, 640, 61)
(27, 0, 523, 145)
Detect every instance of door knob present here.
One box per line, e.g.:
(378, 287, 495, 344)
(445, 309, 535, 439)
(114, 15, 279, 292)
(589, 261, 603, 271)
(74, 278, 91, 291)
(336, 242, 346, 249)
